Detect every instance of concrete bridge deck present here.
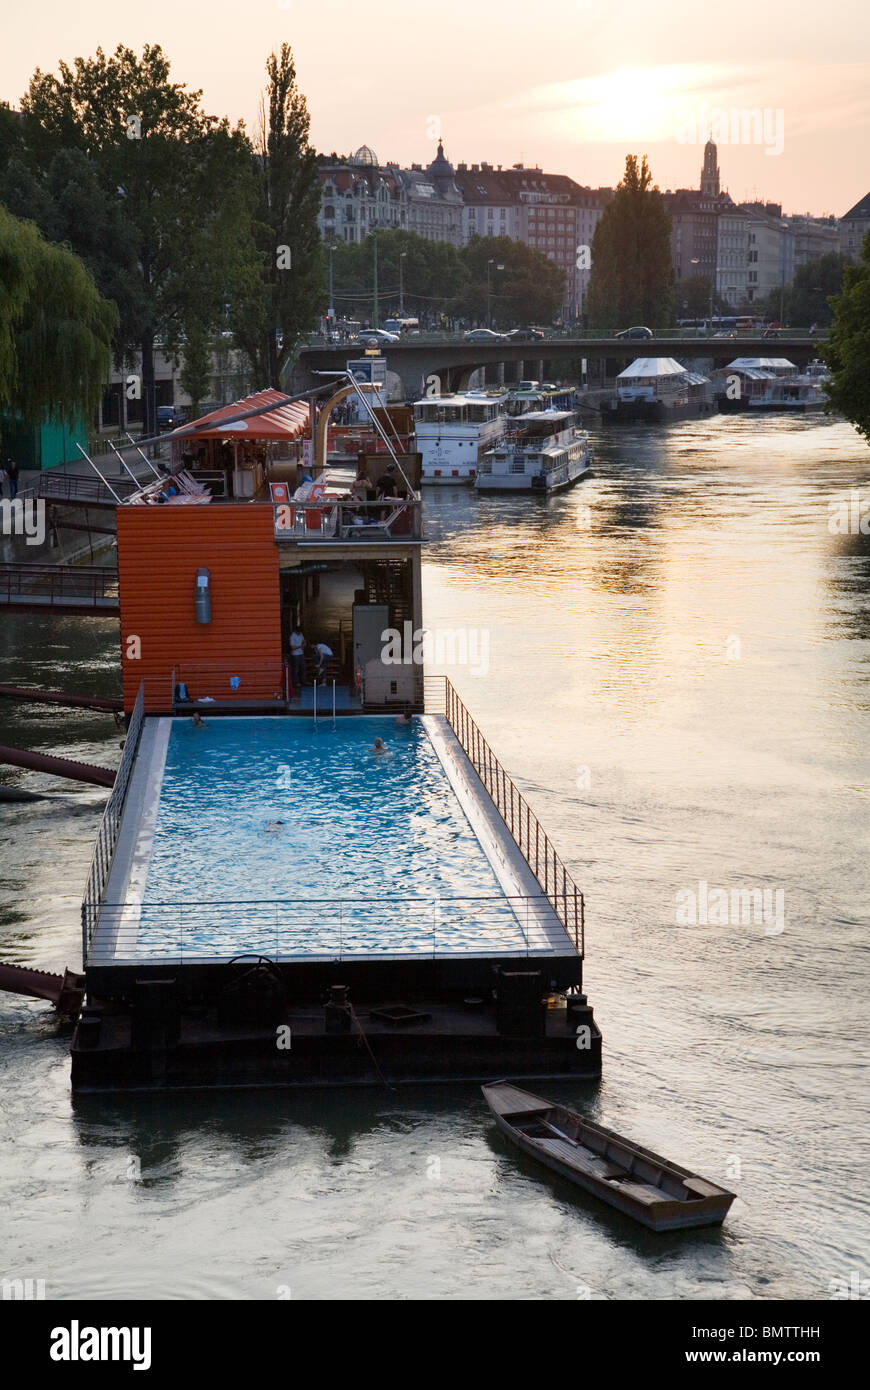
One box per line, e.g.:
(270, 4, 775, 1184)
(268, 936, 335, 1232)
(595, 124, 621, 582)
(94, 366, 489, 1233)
(295, 335, 825, 396)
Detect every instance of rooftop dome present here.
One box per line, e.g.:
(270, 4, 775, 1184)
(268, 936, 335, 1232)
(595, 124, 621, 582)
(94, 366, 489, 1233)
(427, 138, 454, 181)
(351, 144, 378, 167)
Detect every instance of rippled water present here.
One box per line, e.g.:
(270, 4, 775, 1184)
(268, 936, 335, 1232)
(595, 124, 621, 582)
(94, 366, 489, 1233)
(1, 413, 868, 1300)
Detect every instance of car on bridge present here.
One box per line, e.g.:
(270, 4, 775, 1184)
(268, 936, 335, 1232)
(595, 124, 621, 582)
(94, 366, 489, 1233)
(614, 326, 654, 340)
(464, 328, 508, 342)
(357, 328, 401, 347)
(506, 326, 545, 341)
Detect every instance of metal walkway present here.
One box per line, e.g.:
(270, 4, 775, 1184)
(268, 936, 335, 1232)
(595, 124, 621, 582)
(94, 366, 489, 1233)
(0, 563, 119, 614)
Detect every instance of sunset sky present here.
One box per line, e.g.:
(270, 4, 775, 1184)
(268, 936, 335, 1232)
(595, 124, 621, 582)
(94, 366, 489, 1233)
(2, 0, 868, 216)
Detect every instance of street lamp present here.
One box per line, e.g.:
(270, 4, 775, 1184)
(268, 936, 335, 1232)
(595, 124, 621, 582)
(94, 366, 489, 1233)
(372, 232, 378, 329)
(328, 244, 337, 329)
(399, 251, 407, 317)
(486, 259, 504, 329)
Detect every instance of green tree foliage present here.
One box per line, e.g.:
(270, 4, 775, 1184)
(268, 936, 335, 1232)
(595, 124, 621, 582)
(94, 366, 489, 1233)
(674, 275, 728, 320)
(586, 155, 673, 329)
(329, 229, 469, 323)
(762, 252, 848, 328)
(456, 235, 564, 326)
(328, 230, 562, 327)
(232, 46, 325, 387)
(824, 234, 870, 442)
(0, 204, 116, 425)
(20, 44, 257, 432)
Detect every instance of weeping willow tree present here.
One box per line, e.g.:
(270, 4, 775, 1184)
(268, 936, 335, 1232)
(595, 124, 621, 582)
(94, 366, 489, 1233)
(0, 204, 116, 426)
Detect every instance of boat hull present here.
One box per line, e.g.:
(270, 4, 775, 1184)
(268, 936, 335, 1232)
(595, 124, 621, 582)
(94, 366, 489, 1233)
(600, 399, 716, 424)
(483, 1083, 735, 1232)
(476, 464, 592, 494)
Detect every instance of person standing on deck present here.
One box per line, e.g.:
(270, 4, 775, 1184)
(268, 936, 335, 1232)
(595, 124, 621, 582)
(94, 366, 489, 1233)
(3, 457, 19, 499)
(289, 623, 306, 692)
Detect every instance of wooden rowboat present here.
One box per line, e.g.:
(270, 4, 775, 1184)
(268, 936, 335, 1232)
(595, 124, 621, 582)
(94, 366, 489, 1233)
(482, 1082, 735, 1232)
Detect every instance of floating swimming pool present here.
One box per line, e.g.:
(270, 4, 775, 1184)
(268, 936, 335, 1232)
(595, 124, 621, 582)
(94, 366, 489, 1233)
(96, 716, 570, 961)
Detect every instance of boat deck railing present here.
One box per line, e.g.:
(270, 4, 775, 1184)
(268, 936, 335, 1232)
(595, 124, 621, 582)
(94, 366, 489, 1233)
(86, 893, 566, 963)
(37, 472, 139, 507)
(0, 563, 119, 611)
(425, 676, 585, 956)
(168, 661, 290, 709)
(81, 681, 145, 964)
(273, 496, 422, 542)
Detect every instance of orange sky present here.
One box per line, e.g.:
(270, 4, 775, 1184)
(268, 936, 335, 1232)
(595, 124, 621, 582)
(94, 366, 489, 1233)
(2, 0, 868, 215)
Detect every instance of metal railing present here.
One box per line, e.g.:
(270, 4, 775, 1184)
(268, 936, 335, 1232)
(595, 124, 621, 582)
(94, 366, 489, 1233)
(0, 563, 119, 607)
(86, 893, 563, 963)
(37, 472, 139, 506)
(425, 675, 584, 956)
(170, 660, 289, 707)
(81, 681, 145, 965)
(274, 497, 422, 541)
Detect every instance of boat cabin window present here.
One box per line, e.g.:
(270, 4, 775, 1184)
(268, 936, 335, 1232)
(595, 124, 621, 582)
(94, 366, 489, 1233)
(413, 402, 467, 424)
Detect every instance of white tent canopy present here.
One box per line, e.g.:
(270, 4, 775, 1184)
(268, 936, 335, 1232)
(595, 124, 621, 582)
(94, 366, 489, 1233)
(617, 357, 689, 380)
(724, 357, 796, 373)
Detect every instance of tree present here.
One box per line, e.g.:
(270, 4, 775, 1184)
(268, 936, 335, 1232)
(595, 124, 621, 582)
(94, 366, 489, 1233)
(762, 252, 848, 328)
(455, 235, 564, 326)
(823, 234, 870, 442)
(0, 204, 116, 426)
(585, 155, 673, 329)
(21, 44, 258, 433)
(329, 229, 469, 325)
(676, 274, 728, 320)
(232, 46, 325, 387)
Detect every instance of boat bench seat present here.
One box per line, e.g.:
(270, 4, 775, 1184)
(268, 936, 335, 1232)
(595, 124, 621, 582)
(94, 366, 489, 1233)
(535, 1138, 624, 1181)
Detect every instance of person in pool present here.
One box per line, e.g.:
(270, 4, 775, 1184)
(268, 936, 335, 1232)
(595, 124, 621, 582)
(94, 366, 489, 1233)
(372, 737, 389, 756)
(191, 712, 207, 728)
(395, 709, 412, 727)
(266, 820, 285, 834)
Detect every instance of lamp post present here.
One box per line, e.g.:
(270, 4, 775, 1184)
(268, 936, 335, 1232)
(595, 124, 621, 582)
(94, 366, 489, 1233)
(486, 258, 504, 329)
(399, 251, 407, 317)
(372, 232, 379, 329)
(691, 257, 720, 327)
(328, 244, 337, 330)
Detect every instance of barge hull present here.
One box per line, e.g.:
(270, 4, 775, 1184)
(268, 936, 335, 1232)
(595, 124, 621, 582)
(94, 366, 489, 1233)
(71, 1004, 602, 1093)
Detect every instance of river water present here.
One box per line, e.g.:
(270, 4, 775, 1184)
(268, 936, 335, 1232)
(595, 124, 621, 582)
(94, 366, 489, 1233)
(1, 413, 868, 1300)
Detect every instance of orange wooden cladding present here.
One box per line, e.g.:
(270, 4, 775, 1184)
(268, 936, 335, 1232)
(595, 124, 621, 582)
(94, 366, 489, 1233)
(117, 506, 282, 713)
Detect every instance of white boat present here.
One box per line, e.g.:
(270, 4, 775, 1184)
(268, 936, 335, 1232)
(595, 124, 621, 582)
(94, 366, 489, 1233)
(601, 357, 714, 423)
(747, 367, 827, 411)
(476, 409, 593, 493)
(413, 391, 508, 485)
(506, 382, 575, 416)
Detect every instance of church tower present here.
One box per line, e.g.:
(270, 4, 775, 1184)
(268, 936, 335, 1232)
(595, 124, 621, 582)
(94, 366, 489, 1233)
(700, 138, 720, 197)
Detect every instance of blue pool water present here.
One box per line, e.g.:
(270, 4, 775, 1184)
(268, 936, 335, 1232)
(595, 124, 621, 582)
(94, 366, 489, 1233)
(131, 716, 532, 958)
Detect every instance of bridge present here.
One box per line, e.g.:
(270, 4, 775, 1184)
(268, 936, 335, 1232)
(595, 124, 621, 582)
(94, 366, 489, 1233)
(0, 563, 120, 615)
(293, 335, 826, 396)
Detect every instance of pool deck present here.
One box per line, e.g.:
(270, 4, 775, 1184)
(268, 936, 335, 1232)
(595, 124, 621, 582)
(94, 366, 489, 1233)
(91, 714, 577, 970)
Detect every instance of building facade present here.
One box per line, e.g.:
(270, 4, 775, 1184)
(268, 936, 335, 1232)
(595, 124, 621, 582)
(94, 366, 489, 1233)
(838, 192, 870, 260)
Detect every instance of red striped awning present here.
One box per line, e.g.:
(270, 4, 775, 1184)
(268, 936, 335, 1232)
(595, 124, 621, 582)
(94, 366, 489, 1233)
(172, 389, 310, 441)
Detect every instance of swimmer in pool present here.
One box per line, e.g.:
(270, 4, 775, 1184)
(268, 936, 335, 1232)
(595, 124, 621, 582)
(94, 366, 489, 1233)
(191, 712, 207, 728)
(266, 819, 285, 833)
(372, 737, 389, 756)
(395, 710, 412, 727)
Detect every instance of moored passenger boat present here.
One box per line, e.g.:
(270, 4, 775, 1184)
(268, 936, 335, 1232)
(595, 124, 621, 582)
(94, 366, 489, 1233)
(476, 409, 593, 493)
(601, 357, 714, 424)
(413, 391, 508, 484)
